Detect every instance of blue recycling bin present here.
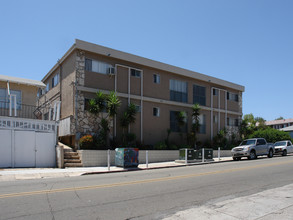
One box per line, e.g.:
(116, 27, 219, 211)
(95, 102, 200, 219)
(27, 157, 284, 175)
(115, 148, 139, 167)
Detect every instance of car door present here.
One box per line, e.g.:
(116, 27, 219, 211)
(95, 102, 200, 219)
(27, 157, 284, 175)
(287, 141, 293, 153)
(258, 139, 267, 155)
(255, 139, 263, 155)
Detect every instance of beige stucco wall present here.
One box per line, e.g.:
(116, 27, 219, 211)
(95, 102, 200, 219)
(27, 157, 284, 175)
(0, 81, 39, 106)
(80, 52, 242, 116)
(38, 52, 76, 119)
(60, 52, 76, 118)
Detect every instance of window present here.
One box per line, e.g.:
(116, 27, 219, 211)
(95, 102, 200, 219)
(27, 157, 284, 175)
(227, 92, 239, 102)
(235, 119, 239, 127)
(153, 74, 160, 84)
(85, 58, 112, 74)
(131, 69, 141, 78)
(213, 88, 218, 96)
(257, 139, 266, 145)
(193, 85, 206, 106)
(199, 114, 206, 134)
(153, 107, 160, 117)
(52, 74, 59, 88)
(46, 83, 49, 93)
(227, 117, 239, 127)
(0, 89, 21, 109)
(170, 111, 187, 132)
(37, 88, 43, 97)
(135, 105, 141, 113)
(213, 115, 218, 124)
(0, 88, 7, 108)
(170, 79, 188, 103)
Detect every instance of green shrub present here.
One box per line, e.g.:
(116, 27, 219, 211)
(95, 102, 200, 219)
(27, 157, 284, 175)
(168, 144, 179, 150)
(79, 135, 94, 149)
(178, 144, 192, 149)
(249, 128, 292, 143)
(154, 142, 168, 150)
(213, 129, 228, 149)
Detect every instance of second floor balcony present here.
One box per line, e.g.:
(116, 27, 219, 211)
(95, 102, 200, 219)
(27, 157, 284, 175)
(0, 101, 55, 121)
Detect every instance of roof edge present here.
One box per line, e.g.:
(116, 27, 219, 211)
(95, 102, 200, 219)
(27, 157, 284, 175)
(0, 74, 45, 88)
(42, 43, 76, 82)
(42, 39, 245, 92)
(75, 39, 245, 92)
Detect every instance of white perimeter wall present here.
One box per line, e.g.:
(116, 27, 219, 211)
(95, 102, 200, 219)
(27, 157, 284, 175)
(78, 150, 232, 167)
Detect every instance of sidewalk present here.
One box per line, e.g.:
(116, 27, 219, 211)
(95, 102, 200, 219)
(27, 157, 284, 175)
(0, 157, 232, 182)
(163, 183, 293, 220)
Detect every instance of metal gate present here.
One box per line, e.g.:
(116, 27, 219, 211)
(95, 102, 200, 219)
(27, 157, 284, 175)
(0, 117, 57, 168)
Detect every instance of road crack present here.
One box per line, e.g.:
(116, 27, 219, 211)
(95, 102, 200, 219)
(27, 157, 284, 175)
(46, 182, 56, 220)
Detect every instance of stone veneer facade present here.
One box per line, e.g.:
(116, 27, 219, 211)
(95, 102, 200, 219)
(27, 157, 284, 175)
(73, 50, 113, 147)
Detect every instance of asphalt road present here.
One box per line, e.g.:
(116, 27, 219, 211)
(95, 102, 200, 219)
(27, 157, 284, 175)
(1, 156, 293, 220)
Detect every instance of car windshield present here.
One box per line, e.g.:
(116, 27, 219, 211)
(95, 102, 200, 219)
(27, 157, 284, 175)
(240, 139, 256, 146)
(274, 141, 286, 146)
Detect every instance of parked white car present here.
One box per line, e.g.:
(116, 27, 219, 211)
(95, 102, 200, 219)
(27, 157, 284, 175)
(274, 140, 293, 156)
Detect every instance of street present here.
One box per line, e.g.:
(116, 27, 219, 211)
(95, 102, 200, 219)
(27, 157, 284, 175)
(1, 156, 293, 220)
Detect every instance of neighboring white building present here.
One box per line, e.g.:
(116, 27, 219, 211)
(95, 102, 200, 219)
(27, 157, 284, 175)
(265, 118, 293, 129)
(0, 74, 59, 168)
(280, 125, 293, 139)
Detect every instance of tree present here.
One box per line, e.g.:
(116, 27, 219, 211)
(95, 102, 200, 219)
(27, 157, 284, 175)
(240, 114, 266, 139)
(89, 91, 121, 148)
(249, 128, 292, 143)
(213, 128, 228, 149)
(239, 114, 256, 139)
(255, 117, 267, 129)
(176, 111, 186, 142)
(275, 116, 284, 120)
(120, 103, 137, 145)
(189, 104, 201, 149)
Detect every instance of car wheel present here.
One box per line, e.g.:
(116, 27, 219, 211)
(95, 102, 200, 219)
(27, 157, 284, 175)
(248, 151, 256, 160)
(268, 149, 273, 158)
(282, 150, 287, 156)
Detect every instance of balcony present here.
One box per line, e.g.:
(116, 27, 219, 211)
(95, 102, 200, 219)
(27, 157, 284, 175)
(0, 101, 51, 120)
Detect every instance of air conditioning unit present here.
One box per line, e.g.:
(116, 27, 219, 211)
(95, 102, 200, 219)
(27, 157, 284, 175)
(108, 67, 115, 76)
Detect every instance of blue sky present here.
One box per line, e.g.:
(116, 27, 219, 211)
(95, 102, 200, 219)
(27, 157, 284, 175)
(0, 0, 292, 121)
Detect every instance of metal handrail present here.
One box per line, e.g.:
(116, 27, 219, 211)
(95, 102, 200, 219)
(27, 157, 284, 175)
(0, 101, 51, 120)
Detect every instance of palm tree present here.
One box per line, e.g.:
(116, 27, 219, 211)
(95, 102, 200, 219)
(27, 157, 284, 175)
(191, 104, 200, 149)
(120, 103, 137, 145)
(89, 91, 121, 147)
(176, 111, 186, 142)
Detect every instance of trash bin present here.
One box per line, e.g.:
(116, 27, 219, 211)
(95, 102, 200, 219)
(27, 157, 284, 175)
(204, 148, 213, 159)
(194, 148, 213, 159)
(179, 149, 194, 160)
(115, 148, 139, 167)
(194, 150, 202, 159)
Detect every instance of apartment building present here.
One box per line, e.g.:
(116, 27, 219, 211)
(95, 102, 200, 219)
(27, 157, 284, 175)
(38, 39, 245, 148)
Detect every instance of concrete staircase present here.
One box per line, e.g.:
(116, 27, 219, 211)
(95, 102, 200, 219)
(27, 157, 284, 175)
(63, 146, 83, 168)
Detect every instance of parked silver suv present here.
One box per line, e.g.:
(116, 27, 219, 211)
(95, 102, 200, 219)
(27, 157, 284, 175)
(231, 138, 274, 161)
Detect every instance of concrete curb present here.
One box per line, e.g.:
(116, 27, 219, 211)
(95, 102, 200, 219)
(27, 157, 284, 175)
(81, 158, 234, 176)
